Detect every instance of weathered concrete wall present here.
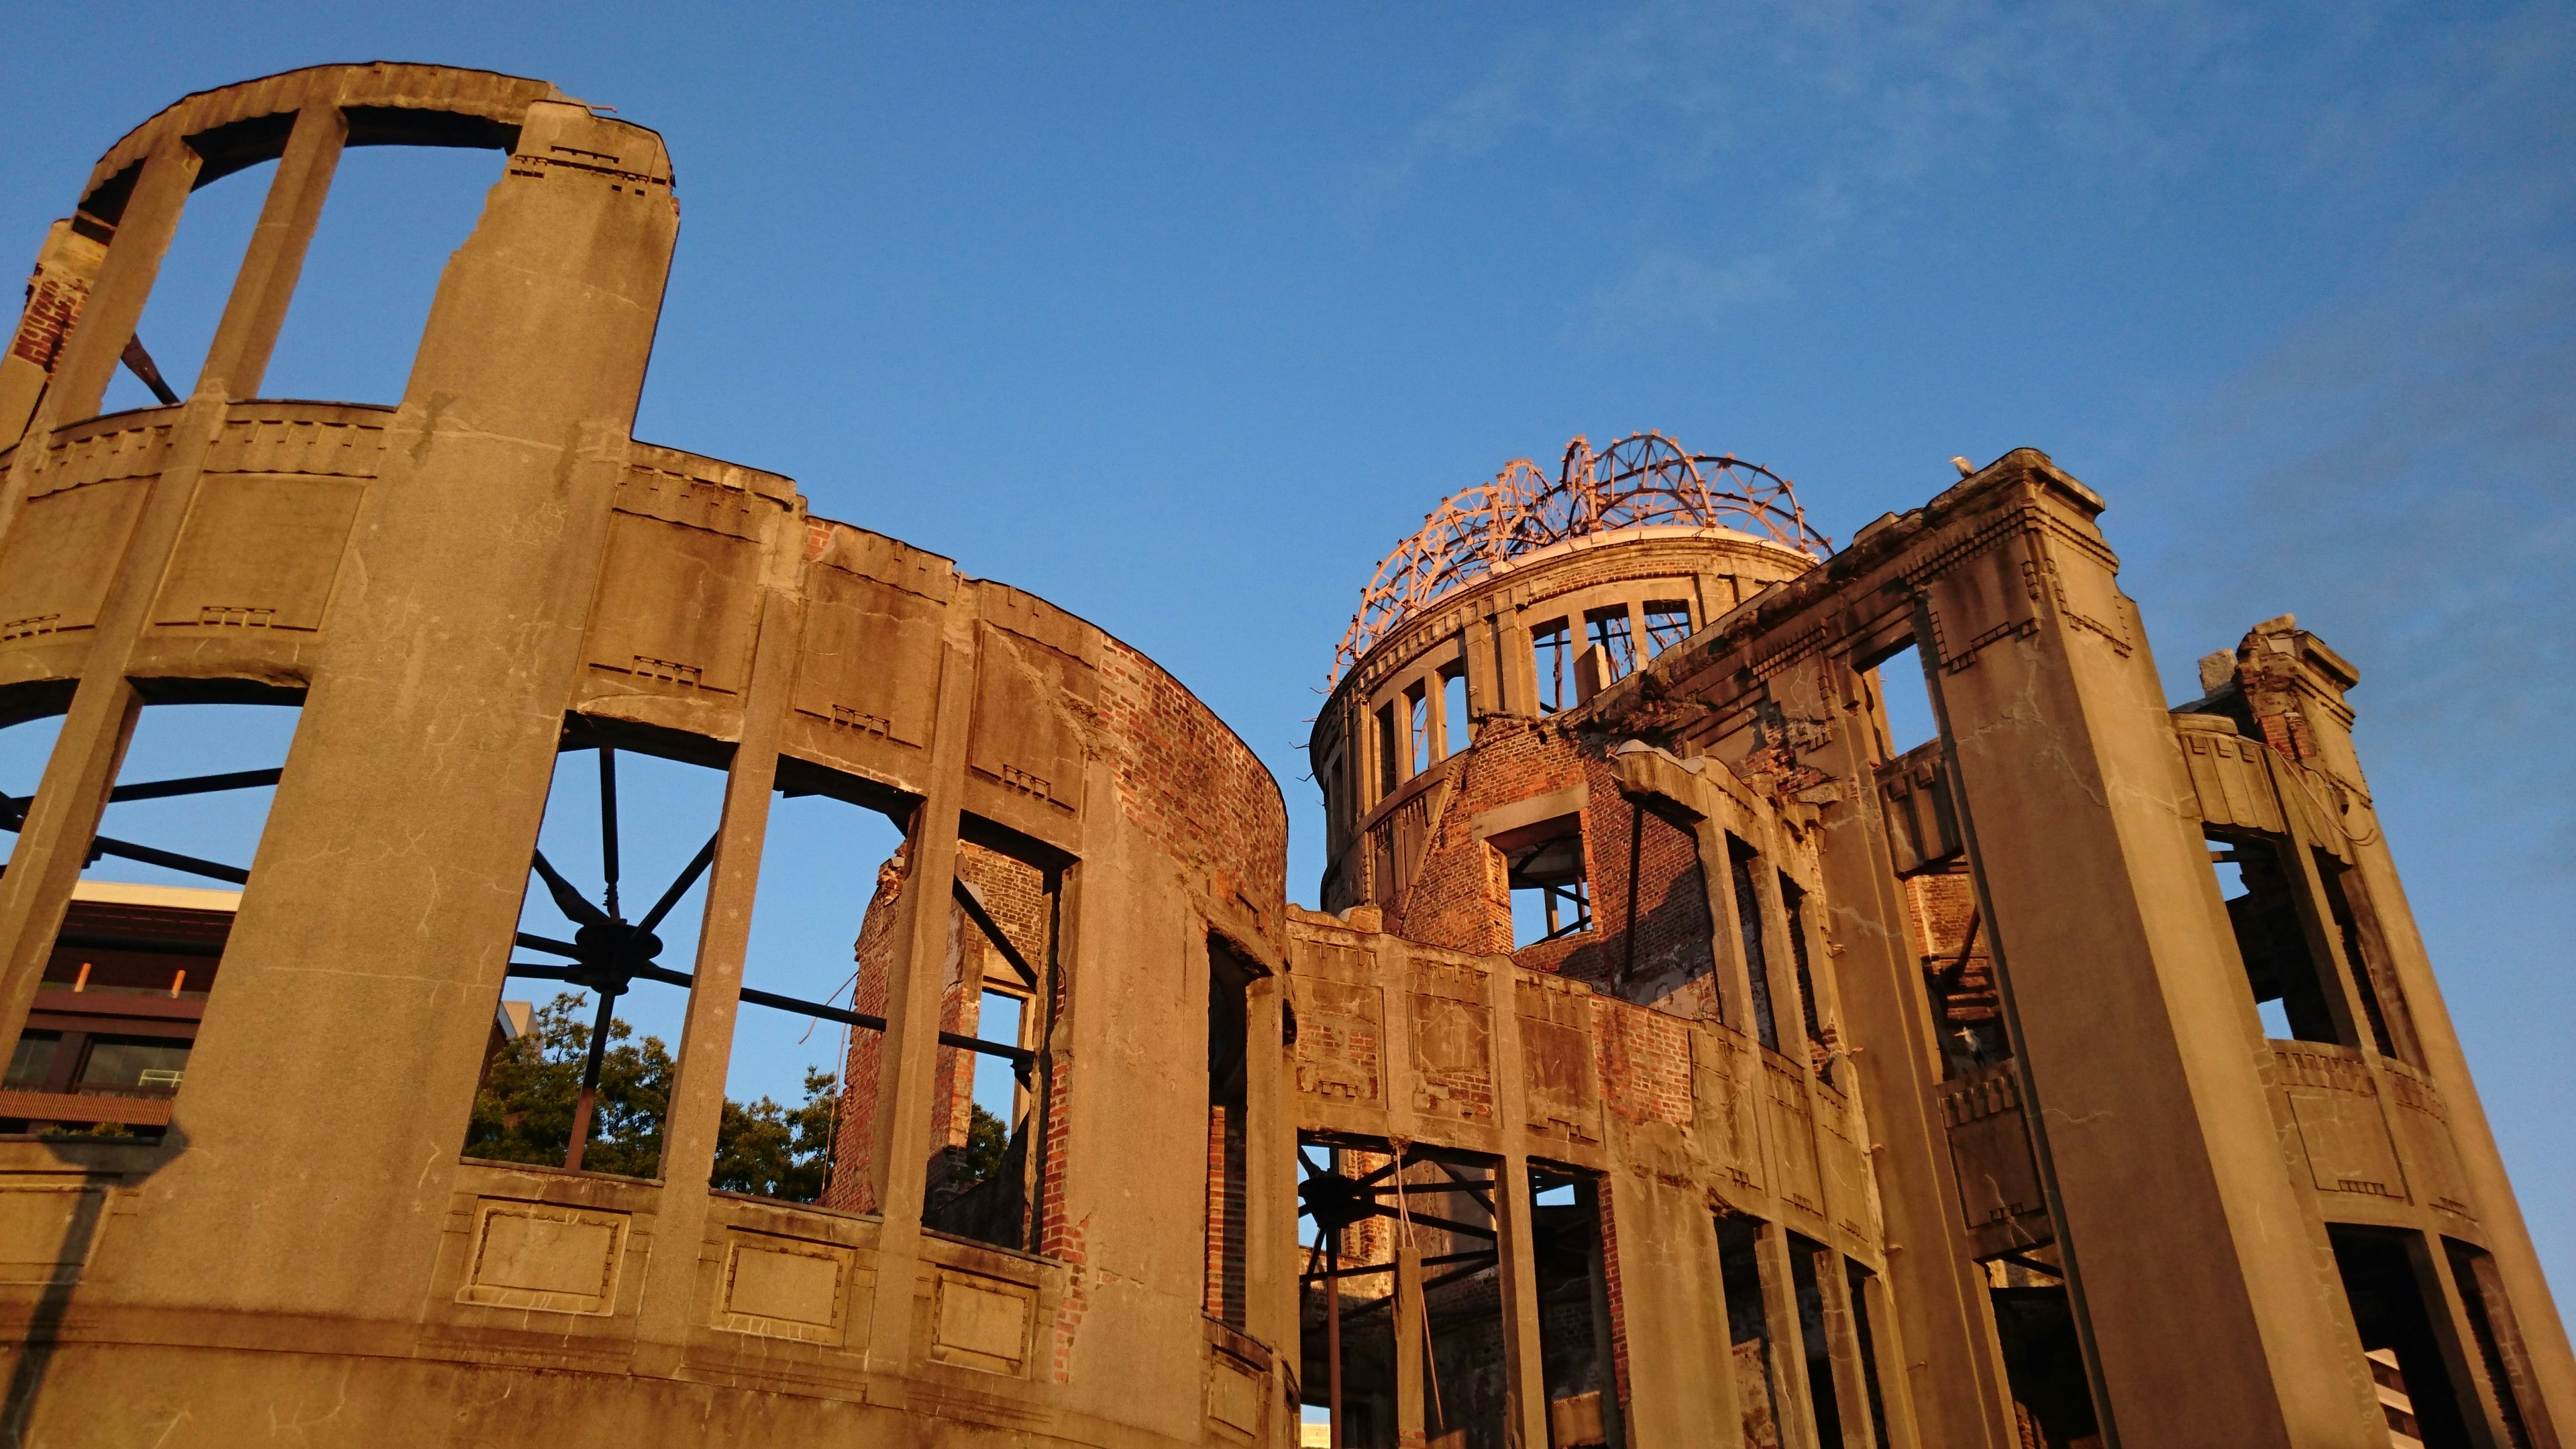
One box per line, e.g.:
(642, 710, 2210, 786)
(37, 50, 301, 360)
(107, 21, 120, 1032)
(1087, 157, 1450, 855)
(0, 65, 1292, 1449)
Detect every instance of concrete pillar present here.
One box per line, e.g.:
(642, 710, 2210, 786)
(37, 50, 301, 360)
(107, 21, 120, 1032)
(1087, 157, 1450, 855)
(1493, 1152, 1550, 1449)
(1816, 1248, 1880, 1447)
(1693, 816, 1762, 1036)
(1810, 702, 2018, 1448)
(197, 101, 347, 401)
(1756, 1223, 1823, 1449)
(100, 101, 680, 1320)
(631, 580, 806, 1366)
(2254, 629, 2576, 1431)
(1915, 472, 2382, 1447)
(1597, 1169, 1737, 1449)
(1246, 969, 1300, 1375)
(46, 142, 199, 425)
(1395, 1236, 1427, 1448)
(863, 635, 976, 1371)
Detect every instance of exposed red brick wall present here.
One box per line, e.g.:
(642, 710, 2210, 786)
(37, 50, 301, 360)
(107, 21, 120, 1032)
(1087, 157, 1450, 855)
(823, 840, 1040, 1214)
(1596, 1175, 1635, 1427)
(1204, 1102, 1248, 1324)
(9, 261, 89, 372)
(1096, 638, 1288, 938)
(820, 854, 907, 1214)
(1592, 997, 1695, 1128)
(1377, 718, 1723, 1021)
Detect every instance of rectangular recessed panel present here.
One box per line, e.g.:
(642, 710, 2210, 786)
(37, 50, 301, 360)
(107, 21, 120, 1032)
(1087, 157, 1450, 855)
(0, 477, 146, 647)
(459, 1200, 627, 1314)
(2275, 1047, 2407, 1201)
(930, 1271, 1033, 1375)
(968, 627, 1086, 814)
(1292, 979, 1381, 1103)
(1763, 1059, 1825, 1217)
(790, 563, 942, 746)
(584, 511, 762, 694)
(1208, 1356, 1263, 1433)
(1692, 1030, 1762, 1191)
(151, 474, 364, 631)
(718, 1232, 848, 1342)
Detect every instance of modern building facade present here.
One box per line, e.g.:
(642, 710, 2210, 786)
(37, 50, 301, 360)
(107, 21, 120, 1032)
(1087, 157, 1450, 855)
(0, 64, 2562, 1449)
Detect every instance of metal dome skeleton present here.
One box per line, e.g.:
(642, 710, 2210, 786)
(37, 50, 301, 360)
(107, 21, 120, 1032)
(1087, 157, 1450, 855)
(1330, 432, 1830, 684)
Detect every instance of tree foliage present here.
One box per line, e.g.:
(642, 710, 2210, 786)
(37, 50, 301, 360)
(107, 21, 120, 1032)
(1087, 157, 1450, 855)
(467, 992, 842, 1201)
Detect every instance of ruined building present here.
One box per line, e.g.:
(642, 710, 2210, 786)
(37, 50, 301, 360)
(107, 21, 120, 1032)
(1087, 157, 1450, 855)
(0, 63, 2565, 1449)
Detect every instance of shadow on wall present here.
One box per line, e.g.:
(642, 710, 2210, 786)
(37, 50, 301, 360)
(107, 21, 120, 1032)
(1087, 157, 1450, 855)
(0, 1130, 186, 1439)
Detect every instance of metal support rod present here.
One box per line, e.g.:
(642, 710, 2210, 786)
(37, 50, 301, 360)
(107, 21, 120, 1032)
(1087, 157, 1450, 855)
(598, 747, 620, 920)
(502, 961, 1036, 1075)
(1328, 1226, 1344, 1449)
(563, 985, 619, 1173)
(106, 767, 282, 802)
(952, 877, 1039, 990)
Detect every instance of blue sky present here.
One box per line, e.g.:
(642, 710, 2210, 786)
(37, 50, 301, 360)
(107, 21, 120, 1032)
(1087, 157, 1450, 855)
(0, 3, 2566, 1297)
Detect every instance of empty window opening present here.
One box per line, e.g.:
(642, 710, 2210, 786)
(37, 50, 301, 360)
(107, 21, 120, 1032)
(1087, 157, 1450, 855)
(723, 771, 907, 1208)
(1780, 876, 1831, 1083)
(1378, 702, 1402, 796)
(1533, 1166, 1623, 1449)
(1441, 668, 1470, 758)
(1872, 644, 1939, 759)
(0, 714, 66, 875)
(1988, 1261, 2102, 1449)
(2330, 1226, 2476, 1449)
(1717, 1214, 1783, 1448)
(1729, 837, 1780, 1053)
(1586, 608, 1638, 683)
(1, 702, 294, 1140)
(2315, 851, 2421, 1065)
(1408, 684, 1432, 778)
(99, 162, 276, 413)
(1533, 619, 1573, 716)
(1206, 937, 1258, 1326)
(259, 145, 504, 405)
(1299, 1138, 1391, 1449)
(914, 839, 1055, 1249)
(1299, 1139, 1509, 1449)
(472, 733, 725, 1180)
(82, 702, 297, 892)
(1505, 820, 1591, 949)
(1789, 1234, 1847, 1449)
(2207, 833, 2341, 1046)
(1844, 1261, 1895, 1449)
(1643, 600, 1693, 658)
(1910, 868, 2006, 1079)
(2445, 1239, 2550, 1448)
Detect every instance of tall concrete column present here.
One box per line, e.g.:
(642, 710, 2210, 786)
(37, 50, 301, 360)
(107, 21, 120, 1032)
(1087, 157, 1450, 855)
(1755, 1223, 1823, 1449)
(862, 635, 975, 1371)
(1244, 969, 1299, 1373)
(2251, 628, 2575, 1432)
(197, 100, 347, 402)
(109, 101, 680, 1321)
(1917, 466, 2381, 1447)
(1395, 1236, 1426, 1448)
(632, 579, 805, 1366)
(45, 143, 199, 425)
(1811, 692, 2017, 1448)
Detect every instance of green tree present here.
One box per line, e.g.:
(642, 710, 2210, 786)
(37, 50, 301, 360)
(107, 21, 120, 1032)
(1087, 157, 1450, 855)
(959, 1100, 1008, 1186)
(468, 992, 843, 1201)
(711, 1067, 843, 1201)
